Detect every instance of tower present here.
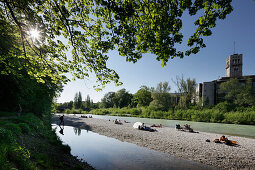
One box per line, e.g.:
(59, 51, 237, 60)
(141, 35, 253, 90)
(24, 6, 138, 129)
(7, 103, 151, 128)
(226, 54, 243, 77)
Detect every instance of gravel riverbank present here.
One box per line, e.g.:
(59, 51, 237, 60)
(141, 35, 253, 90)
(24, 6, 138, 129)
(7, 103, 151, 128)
(52, 114, 255, 170)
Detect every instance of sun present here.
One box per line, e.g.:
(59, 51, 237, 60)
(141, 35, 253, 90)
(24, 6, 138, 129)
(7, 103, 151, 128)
(30, 29, 40, 40)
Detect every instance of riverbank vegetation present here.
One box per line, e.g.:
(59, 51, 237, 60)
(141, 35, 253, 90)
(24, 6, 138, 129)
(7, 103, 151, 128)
(57, 78, 255, 125)
(89, 105, 255, 125)
(0, 112, 92, 169)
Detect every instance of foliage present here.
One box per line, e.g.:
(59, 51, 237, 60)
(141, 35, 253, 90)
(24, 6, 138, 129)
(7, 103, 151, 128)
(18, 123, 31, 134)
(100, 89, 133, 108)
(84, 95, 92, 110)
(73, 91, 83, 109)
(133, 85, 153, 107)
(100, 92, 116, 108)
(3, 122, 22, 136)
(90, 105, 255, 125)
(172, 75, 197, 107)
(0, 128, 15, 144)
(219, 78, 255, 107)
(114, 89, 133, 108)
(64, 109, 83, 114)
(0, 0, 233, 88)
(0, 112, 85, 169)
(150, 82, 172, 111)
(214, 101, 234, 113)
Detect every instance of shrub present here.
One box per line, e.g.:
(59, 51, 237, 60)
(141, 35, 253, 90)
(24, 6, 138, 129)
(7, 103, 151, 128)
(210, 110, 224, 123)
(17, 113, 44, 132)
(18, 123, 31, 134)
(0, 128, 15, 144)
(214, 102, 234, 113)
(64, 109, 72, 114)
(3, 123, 21, 136)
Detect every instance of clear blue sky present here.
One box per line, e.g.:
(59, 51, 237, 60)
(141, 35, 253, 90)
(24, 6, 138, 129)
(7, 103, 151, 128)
(57, 0, 255, 103)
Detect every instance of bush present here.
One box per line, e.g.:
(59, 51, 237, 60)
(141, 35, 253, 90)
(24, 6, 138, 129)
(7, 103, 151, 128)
(3, 123, 21, 136)
(214, 102, 234, 113)
(64, 109, 72, 114)
(210, 110, 224, 123)
(0, 128, 15, 144)
(18, 123, 31, 134)
(17, 113, 44, 132)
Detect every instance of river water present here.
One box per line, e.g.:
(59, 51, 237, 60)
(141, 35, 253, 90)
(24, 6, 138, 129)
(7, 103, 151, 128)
(78, 114, 255, 139)
(53, 125, 215, 170)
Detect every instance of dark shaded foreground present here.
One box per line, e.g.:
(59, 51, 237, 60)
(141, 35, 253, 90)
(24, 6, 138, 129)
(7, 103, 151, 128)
(0, 112, 94, 170)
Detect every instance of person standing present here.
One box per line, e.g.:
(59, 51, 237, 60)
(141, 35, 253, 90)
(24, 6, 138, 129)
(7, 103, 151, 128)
(59, 115, 64, 126)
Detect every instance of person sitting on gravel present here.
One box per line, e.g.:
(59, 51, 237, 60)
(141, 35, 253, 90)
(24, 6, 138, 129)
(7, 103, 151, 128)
(184, 124, 193, 132)
(114, 119, 122, 125)
(176, 124, 181, 130)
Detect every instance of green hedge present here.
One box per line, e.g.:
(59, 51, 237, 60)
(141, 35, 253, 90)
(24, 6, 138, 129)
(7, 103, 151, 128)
(89, 106, 255, 125)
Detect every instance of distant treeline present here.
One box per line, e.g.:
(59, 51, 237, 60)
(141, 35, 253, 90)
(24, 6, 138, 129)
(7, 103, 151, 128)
(89, 106, 255, 125)
(56, 77, 255, 125)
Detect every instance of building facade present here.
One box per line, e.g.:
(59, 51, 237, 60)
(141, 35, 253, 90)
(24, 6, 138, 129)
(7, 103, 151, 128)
(195, 54, 255, 105)
(226, 54, 243, 77)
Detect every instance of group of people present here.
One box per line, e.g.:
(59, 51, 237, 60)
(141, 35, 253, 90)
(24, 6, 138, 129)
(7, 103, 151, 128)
(81, 115, 93, 118)
(176, 124, 197, 133)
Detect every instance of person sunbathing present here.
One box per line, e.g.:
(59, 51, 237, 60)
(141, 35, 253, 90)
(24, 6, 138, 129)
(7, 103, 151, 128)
(214, 135, 238, 146)
(151, 124, 162, 128)
(220, 135, 227, 142)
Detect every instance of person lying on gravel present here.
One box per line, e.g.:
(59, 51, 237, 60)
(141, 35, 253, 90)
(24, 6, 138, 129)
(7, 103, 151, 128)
(213, 136, 238, 146)
(151, 124, 162, 128)
(138, 123, 156, 132)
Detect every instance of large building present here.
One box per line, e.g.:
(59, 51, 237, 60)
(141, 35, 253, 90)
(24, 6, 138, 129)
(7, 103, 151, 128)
(226, 54, 243, 77)
(195, 54, 255, 105)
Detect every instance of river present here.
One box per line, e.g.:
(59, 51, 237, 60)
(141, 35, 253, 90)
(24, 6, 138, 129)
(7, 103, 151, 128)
(53, 124, 215, 170)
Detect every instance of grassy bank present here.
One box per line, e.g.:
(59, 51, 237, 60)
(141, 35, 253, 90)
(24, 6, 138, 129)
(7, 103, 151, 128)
(0, 112, 93, 170)
(89, 107, 255, 125)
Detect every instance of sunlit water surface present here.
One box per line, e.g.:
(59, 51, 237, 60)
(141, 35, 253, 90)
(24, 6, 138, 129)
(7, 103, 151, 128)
(53, 125, 214, 170)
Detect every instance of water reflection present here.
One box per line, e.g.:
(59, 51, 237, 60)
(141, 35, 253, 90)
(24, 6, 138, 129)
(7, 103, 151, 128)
(73, 127, 81, 136)
(59, 125, 64, 135)
(53, 125, 214, 170)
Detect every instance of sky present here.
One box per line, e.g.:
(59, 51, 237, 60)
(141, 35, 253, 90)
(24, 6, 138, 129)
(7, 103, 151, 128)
(57, 0, 255, 103)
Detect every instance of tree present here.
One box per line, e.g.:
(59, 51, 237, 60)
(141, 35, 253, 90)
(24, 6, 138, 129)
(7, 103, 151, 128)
(100, 92, 116, 108)
(84, 95, 92, 110)
(220, 78, 255, 106)
(77, 91, 82, 109)
(73, 92, 79, 109)
(172, 75, 196, 107)
(114, 89, 133, 108)
(133, 86, 153, 107)
(150, 82, 172, 111)
(0, 0, 233, 88)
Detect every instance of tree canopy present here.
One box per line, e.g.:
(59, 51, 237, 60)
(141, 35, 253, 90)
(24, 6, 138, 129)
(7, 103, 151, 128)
(1, 0, 233, 88)
(150, 82, 172, 111)
(219, 78, 255, 107)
